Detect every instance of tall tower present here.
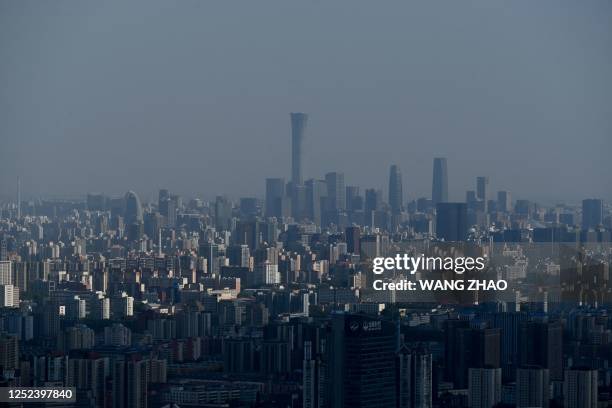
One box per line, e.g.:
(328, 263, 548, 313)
(124, 191, 143, 225)
(476, 176, 488, 202)
(476, 176, 489, 212)
(16, 177, 21, 219)
(432, 158, 448, 205)
(388, 165, 403, 213)
(290, 113, 308, 185)
(325, 172, 345, 212)
(497, 191, 512, 213)
(582, 199, 603, 230)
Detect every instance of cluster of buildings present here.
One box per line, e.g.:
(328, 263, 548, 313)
(0, 113, 610, 407)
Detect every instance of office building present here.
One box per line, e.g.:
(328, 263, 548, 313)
(291, 112, 308, 185)
(227, 244, 250, 268)
(214, 196, 232, 231)
(327, 313, 397, 408)
(497, 191, 512, 213)
(325, 172, 346, 213)
(346, 185, 361, 212)
(199, 242, 219, 275)
(345, 226, 361, 255)
(582, 199, 603, 230)
(265, 178, 286, 218)
(432, 158, 448, 205)
(435, 203, 468, 241)
(124, 190, 143, 224)
(389, 165, 403, 213)
(305, 179, 326, 225)
(476, 176, 489, 205)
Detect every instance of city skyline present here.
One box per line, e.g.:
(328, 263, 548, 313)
(1, 1, 611, 202)
(1, 126, 608, 207)
(1, 2, 611, 407)
(4, 151, 609, 207)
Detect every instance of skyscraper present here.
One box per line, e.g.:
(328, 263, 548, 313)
(227, 244, 250, 268)
(345, 226, 361, 255)
(303, 339, 324, 408)
(582, 199, 603, 230)
(291, 112, 308, 185)
(432, 158, 448, 205)
(476, 176, 489, 212)
(435, 203, 468, 242)
(516, 366, 550, 408)
(468, 367, 502, 408)
(388, 165, 403, 214)
(497, 191, 512, 213)
(345, 186, 360, 213)
(124, 191, 143, 225)
(327, 313, 397, 408)
(447, 326, 501, 388)
(519, 321, 563, 381)
(198, 242, 219, 275)
(476, 177, 488, 202)
(563, 367, 597, 408)
(492, 312, 527, 382)
(325, 172, 346, 212)
(305, 179, 326, 225)
(291, 183, 307, 220)
(397, 344, 433, 408)
(16, 176, 21, 219)
(265, 178, 286, 219)
(365, 189, 382, 214)
(214, 196, 232, 231)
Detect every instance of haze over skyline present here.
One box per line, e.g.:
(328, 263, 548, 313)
(1, 1, 611, 204)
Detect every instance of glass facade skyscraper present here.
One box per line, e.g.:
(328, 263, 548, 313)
(291, 112, 308, 186)
(432, 158, 448, 205)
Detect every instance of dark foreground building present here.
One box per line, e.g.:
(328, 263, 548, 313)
(327, 313, 398, 408)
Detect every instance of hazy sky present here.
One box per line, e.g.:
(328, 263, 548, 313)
(1, 0, 611, 204)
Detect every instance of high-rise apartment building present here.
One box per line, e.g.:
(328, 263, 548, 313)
(516, 366, 550, 408)
(564, 367, 597, 408)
